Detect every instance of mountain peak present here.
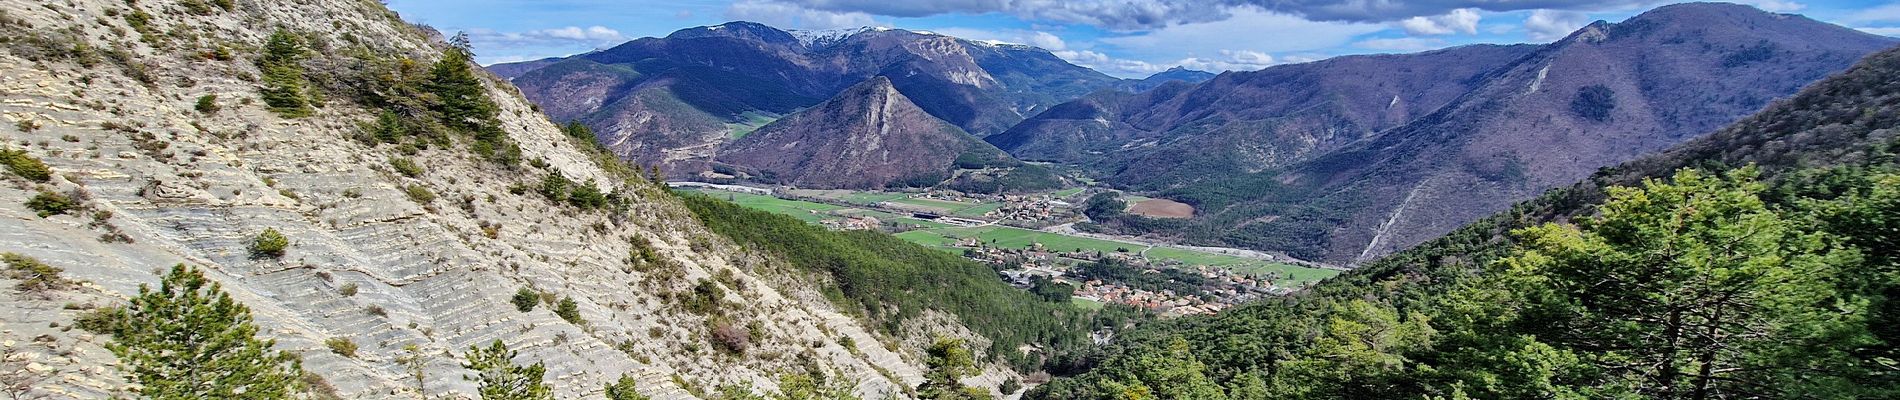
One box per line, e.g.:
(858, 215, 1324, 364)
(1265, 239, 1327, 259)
(788, 26, 894, 47)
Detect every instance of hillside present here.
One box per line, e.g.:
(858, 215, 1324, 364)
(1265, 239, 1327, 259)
(0, 0, 1090, 398)
(715, 77, 1003, 189)
(1015, 3, 1895, 264)
(1032, 33, 1900, 400)
(494, 23, 1120, 176)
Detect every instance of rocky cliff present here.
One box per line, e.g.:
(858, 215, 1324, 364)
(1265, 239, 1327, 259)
(0, 0, 987, 398)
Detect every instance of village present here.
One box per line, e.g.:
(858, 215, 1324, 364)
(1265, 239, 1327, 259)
(963, 239, 1293, 316)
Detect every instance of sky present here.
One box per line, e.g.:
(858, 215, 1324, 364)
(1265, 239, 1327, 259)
(385, 0, 1900, 78)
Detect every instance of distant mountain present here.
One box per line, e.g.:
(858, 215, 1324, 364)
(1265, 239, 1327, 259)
(716, 77, 1000, 189)
(493, 22, 1120, 175)
(1118, 67, 1217, 92)
(998, 2, 1897, 264)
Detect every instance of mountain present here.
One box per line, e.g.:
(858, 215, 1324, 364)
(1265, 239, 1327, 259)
(716, 77, 1002, 189)
(1001, 3, 1896, 264)
(0, 0, 1104, 398)
(989, 43, 1536, 177)
(1034, 35, 1900, 400)
(494, 23, 1121, 176)
(1118, 67, 1217, 92)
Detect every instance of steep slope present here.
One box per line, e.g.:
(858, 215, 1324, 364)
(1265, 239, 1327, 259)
(1035, 36, 1900, 400)
(1017, 3, 1893, 264)
(989, 44, 1537, 186)
(0, 1, 1049, 398)
(497, 23, 1119, 175)
(1271, 3, 1897, 263)
(715, 77, 1003, 189)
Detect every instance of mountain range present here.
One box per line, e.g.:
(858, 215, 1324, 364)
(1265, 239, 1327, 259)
(996, 3, 1897, 263)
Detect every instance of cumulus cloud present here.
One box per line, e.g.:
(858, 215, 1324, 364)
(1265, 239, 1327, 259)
(1524, 9, 1590, 42)
(464, 25, 628, 49)
(1398, 8, 1479, 36)
(726, 0, 880, 30)
(928, 28, 1067, 50)
(1860, 27, 1900, 37)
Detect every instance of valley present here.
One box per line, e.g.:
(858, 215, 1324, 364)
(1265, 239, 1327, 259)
(676, 182, 1339, 316)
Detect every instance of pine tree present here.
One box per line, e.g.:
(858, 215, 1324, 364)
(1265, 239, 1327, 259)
(917, 338, 992, 400)
(94, 264, 303, 399)
(426, 36, 498, 134)
(604, 374, 650, 400)
(463, 339, 552, 400)
(257, 29, 313, 117)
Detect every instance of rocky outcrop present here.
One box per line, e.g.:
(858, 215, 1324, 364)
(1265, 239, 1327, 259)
(717, 77, 1001, 189)
(0, 0, 952, 398)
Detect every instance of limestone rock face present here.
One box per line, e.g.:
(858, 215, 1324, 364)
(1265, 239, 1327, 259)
(0, 0, 943, 398)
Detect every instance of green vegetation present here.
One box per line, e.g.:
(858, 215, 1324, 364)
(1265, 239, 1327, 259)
(680, 192, 1136, 370)
(2, 253, 72, 293)
(404, 184, 436, 204)
(250, 228, 289, 258)
(512, 287, 538, 312)
(195, 94, 220, 114)
(464, 339, 552, 400)
(2, 147, 52, 182)
(918, 338, 992, 399)
(325, 337, 358, 358)
(258, 29, 314, 117)
(24, 190, 75, 217)
(555, 296, 583, 325)
(604, 375, 650, 400)
(81, 265, 304, 399)
(389, 157, 424, 177)
(1572, 84, 1617, 122)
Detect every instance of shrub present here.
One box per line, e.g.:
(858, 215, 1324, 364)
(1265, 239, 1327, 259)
(568, 180, 608, 209)
(249, 228, 289, 259)
(1, 148, 52, 182)
(25, 190, 76, 217)
(463, 340, 552, 400)
(3, 253, 73, 293)
(709, 321, 749, 355)
(389, 157, 423, 178)
(512, 287, 537, 312)
(555, 297, 583, 325)
(604, 375, 650, 400)
(538, 174, 570, 202)
(325, 337, 357, 358)
(404, 184, 435, 204)
(194, 94, 219, 114)
(338, 282, 358, 297)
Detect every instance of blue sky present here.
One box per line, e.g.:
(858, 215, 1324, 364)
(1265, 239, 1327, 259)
(386, 0, 1900, 78)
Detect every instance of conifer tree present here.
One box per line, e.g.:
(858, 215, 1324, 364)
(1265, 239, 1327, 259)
(257, 29, 313, 117)
(463, 339, 552, 400)
(917, 338, 992, 400)
(604, 375, 650, 400)
(93, 264, 303, 399)
(426, 33, 498, 134)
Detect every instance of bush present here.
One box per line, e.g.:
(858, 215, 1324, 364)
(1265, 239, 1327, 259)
(555, 296, 584, 325)
(325, 337, 357, 358)
(389, 157, 423, 178)
(338, 282, 358, 296)
(1, 148, 52, 182)
(195, 94, 220, 114)
(512, 287, 538, 312)
(3, 253, 73, 293)
(1571, 84, 1616, 122)
(25, 190, 76, 217)
(92, 264, 303, 398)
(710, 321, 749, 355)
(249, 228, 289, 259)
(404, 184, 435, 204)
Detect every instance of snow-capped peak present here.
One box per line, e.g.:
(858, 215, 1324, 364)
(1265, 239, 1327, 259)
(788, 26, 890, 47)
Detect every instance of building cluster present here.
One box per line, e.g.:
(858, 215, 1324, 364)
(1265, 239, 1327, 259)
(966, 242, 1284, 317)
(819, 215, 880, 230)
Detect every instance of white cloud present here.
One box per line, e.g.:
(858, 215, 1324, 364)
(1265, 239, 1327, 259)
(1731, 0, 1805, 13)
(464, 25, 628, 49)
(1098, 7, 1382, 60)
(1353, 37, 1447, 52)
(1054, 48, 1286, 77)
(1859, 27, 1900, 37)
(726, 0, 880, 30)
(1524, 9, 1590, 42)
(1846, 4, 1900, 24)
(1398, 8, 1479, 36)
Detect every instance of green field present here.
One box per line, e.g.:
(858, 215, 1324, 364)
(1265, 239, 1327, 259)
(952, 202, 1004, 217)
(692, 189, 1338, 286)
(1053, 187, 1086, 198)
